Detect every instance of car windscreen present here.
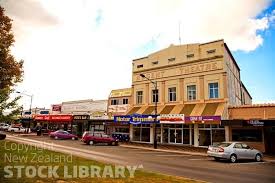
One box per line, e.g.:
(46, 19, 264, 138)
(213, 143, 232, 147)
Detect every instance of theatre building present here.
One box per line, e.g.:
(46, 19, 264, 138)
(125, 39, 252, 147)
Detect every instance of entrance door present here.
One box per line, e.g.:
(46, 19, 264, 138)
(199, 130, 211, 146)
(169, 128, 182, 144)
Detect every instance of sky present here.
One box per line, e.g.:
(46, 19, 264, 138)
(1, 0, 275, 109)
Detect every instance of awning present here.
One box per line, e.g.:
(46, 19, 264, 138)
(159, 105, 175, 114)
(126, 107, 141, 115)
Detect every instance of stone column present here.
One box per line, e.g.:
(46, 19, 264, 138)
(199, 76, 204, 102)
(194, 124, 199, 147)
(223, 72, 228, 99)
(178, 78, 184, 103)
(145, 83, 149, 105)
(150, 124, 154, 144)
(161, 81, 165, 104)
(129, 124, 133, 141)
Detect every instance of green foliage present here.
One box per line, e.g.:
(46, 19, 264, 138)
(0, 6, 24, 122)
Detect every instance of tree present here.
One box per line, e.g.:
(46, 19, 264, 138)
(0, 6, 24, 122)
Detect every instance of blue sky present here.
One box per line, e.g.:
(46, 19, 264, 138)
(2, 0, 275, 108)
(233, 4, 275, 103)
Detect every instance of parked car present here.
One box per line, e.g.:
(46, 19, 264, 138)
(0, 124, 10, 131)
(82, 131, 119, 145)
(0, 132, 6, 140)
(8, 126, 30, 133)
(49, 130, 78, 140)
(207, 142, 263, 163)
(111, 132, 130, 142)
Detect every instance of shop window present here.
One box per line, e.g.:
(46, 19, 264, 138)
(123, 98, 128, 104)
(168, 87, 176, 102)
(209, 82, 219, 99)
(187, 85, 196, 101)
(133, 125, 150, 142)
(152, 89, 159, 103)
(111, 99, 119, 105)
(212, 130, 225, 143)
(232, 129, 262, 142)
(136, 91, 143, 104)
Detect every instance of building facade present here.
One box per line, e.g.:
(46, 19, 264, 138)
(106, 88, 132, 135)
(125, 39, 251, 147)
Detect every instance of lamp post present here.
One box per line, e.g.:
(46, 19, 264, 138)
(16, 91, 33, 133)
(140, 74, 158, 149)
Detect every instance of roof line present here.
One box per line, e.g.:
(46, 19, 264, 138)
(241, 82, 252, 99)
(224, 43, 240, 71)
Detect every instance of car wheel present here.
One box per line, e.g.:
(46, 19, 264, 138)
(214, 157, 220, 161)
(89, 141, 94, 145)
(230, 154, 237, 163)
(255, 153, 262, 162)
(54, 136, 58, 140)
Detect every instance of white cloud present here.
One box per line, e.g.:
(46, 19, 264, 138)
(1, 0, 274, 108)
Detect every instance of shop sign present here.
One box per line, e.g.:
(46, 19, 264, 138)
(185, 115, 221, 122)
(34, 115, 72, 122)
(246, 120, 264, 127)
(52, 104, 61, 111)
(160, 114, 185, 123)
(114, 114, 160, 124)
(73, 115, 90, 120)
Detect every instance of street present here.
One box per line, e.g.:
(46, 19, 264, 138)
(5, 135, 275, 183)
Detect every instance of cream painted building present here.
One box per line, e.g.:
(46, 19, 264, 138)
(126, 39, 252, 146)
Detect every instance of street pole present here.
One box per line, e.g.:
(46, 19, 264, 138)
(140, 74, 158, 149)
(28, 95, 33, 133)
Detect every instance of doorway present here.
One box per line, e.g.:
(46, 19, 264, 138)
(169, 128, 182, 144)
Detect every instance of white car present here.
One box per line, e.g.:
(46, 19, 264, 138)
(0, 124, 10, 131)
(8, 126, 30, 133)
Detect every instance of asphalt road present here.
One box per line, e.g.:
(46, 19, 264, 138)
(5, 135, 275, 183)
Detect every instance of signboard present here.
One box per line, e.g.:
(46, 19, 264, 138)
(73, 115, 90, 120)
(245, 120, 264, 127)
(160, 114, 185, 124)
(52, 105, 61, 112)
(185, 115, 221, 122)
(34, 115, 72, 122)
(114, 114, 160, 124)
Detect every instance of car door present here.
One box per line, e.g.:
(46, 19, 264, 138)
(233, 143, 247, 159)
(241, 143, 254, 159)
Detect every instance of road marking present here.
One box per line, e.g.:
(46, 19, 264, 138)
(231, 162, 268, 165)
(188, 158, 210, 161)
(156, 154, 192, 157)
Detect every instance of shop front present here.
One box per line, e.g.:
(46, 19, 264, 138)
(72, 115, 89, 136)
(34, 114, 73, 132)
(222, 120, 275, 153)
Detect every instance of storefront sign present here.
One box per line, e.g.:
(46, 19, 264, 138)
(34, 115, 72, 122)
(246, 120, 264, 127)
(73, 115, 90, 120)
(185, 115, 221, 122)
(114, 114, 160, 124)
(52, 104, 61, 111)
(160, 114, 185, 123)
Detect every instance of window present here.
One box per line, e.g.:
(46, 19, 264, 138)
(122, 98, 128, 104)
(209, 82, 219, 99)
(186, 54, 194, 58)
(232, 129, 262, 142)
(111, 99, 119, 105)
(137, 64, 143, 68)
(168, 87, 176, 102)
(187, 85, 196, 100)
(152, 89, 159, 103)
(152, 61, 158, 65)
(136, 91, 143, 104)
(233, 143, 242, 148)
(168, 58, 175, 62)
(207, 49, 216, 54)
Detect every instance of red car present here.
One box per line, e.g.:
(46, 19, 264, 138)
(81, 131, 119, 146)
(49, 130, 78, 140)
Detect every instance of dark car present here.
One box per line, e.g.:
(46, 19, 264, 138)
(81, 131, 118, 145)
(49, 130, 78, 140)
(112, 132, 130, 142)
(0, 132, 6, 140)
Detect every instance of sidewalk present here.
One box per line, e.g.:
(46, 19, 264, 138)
(120, 142, 207, 156)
